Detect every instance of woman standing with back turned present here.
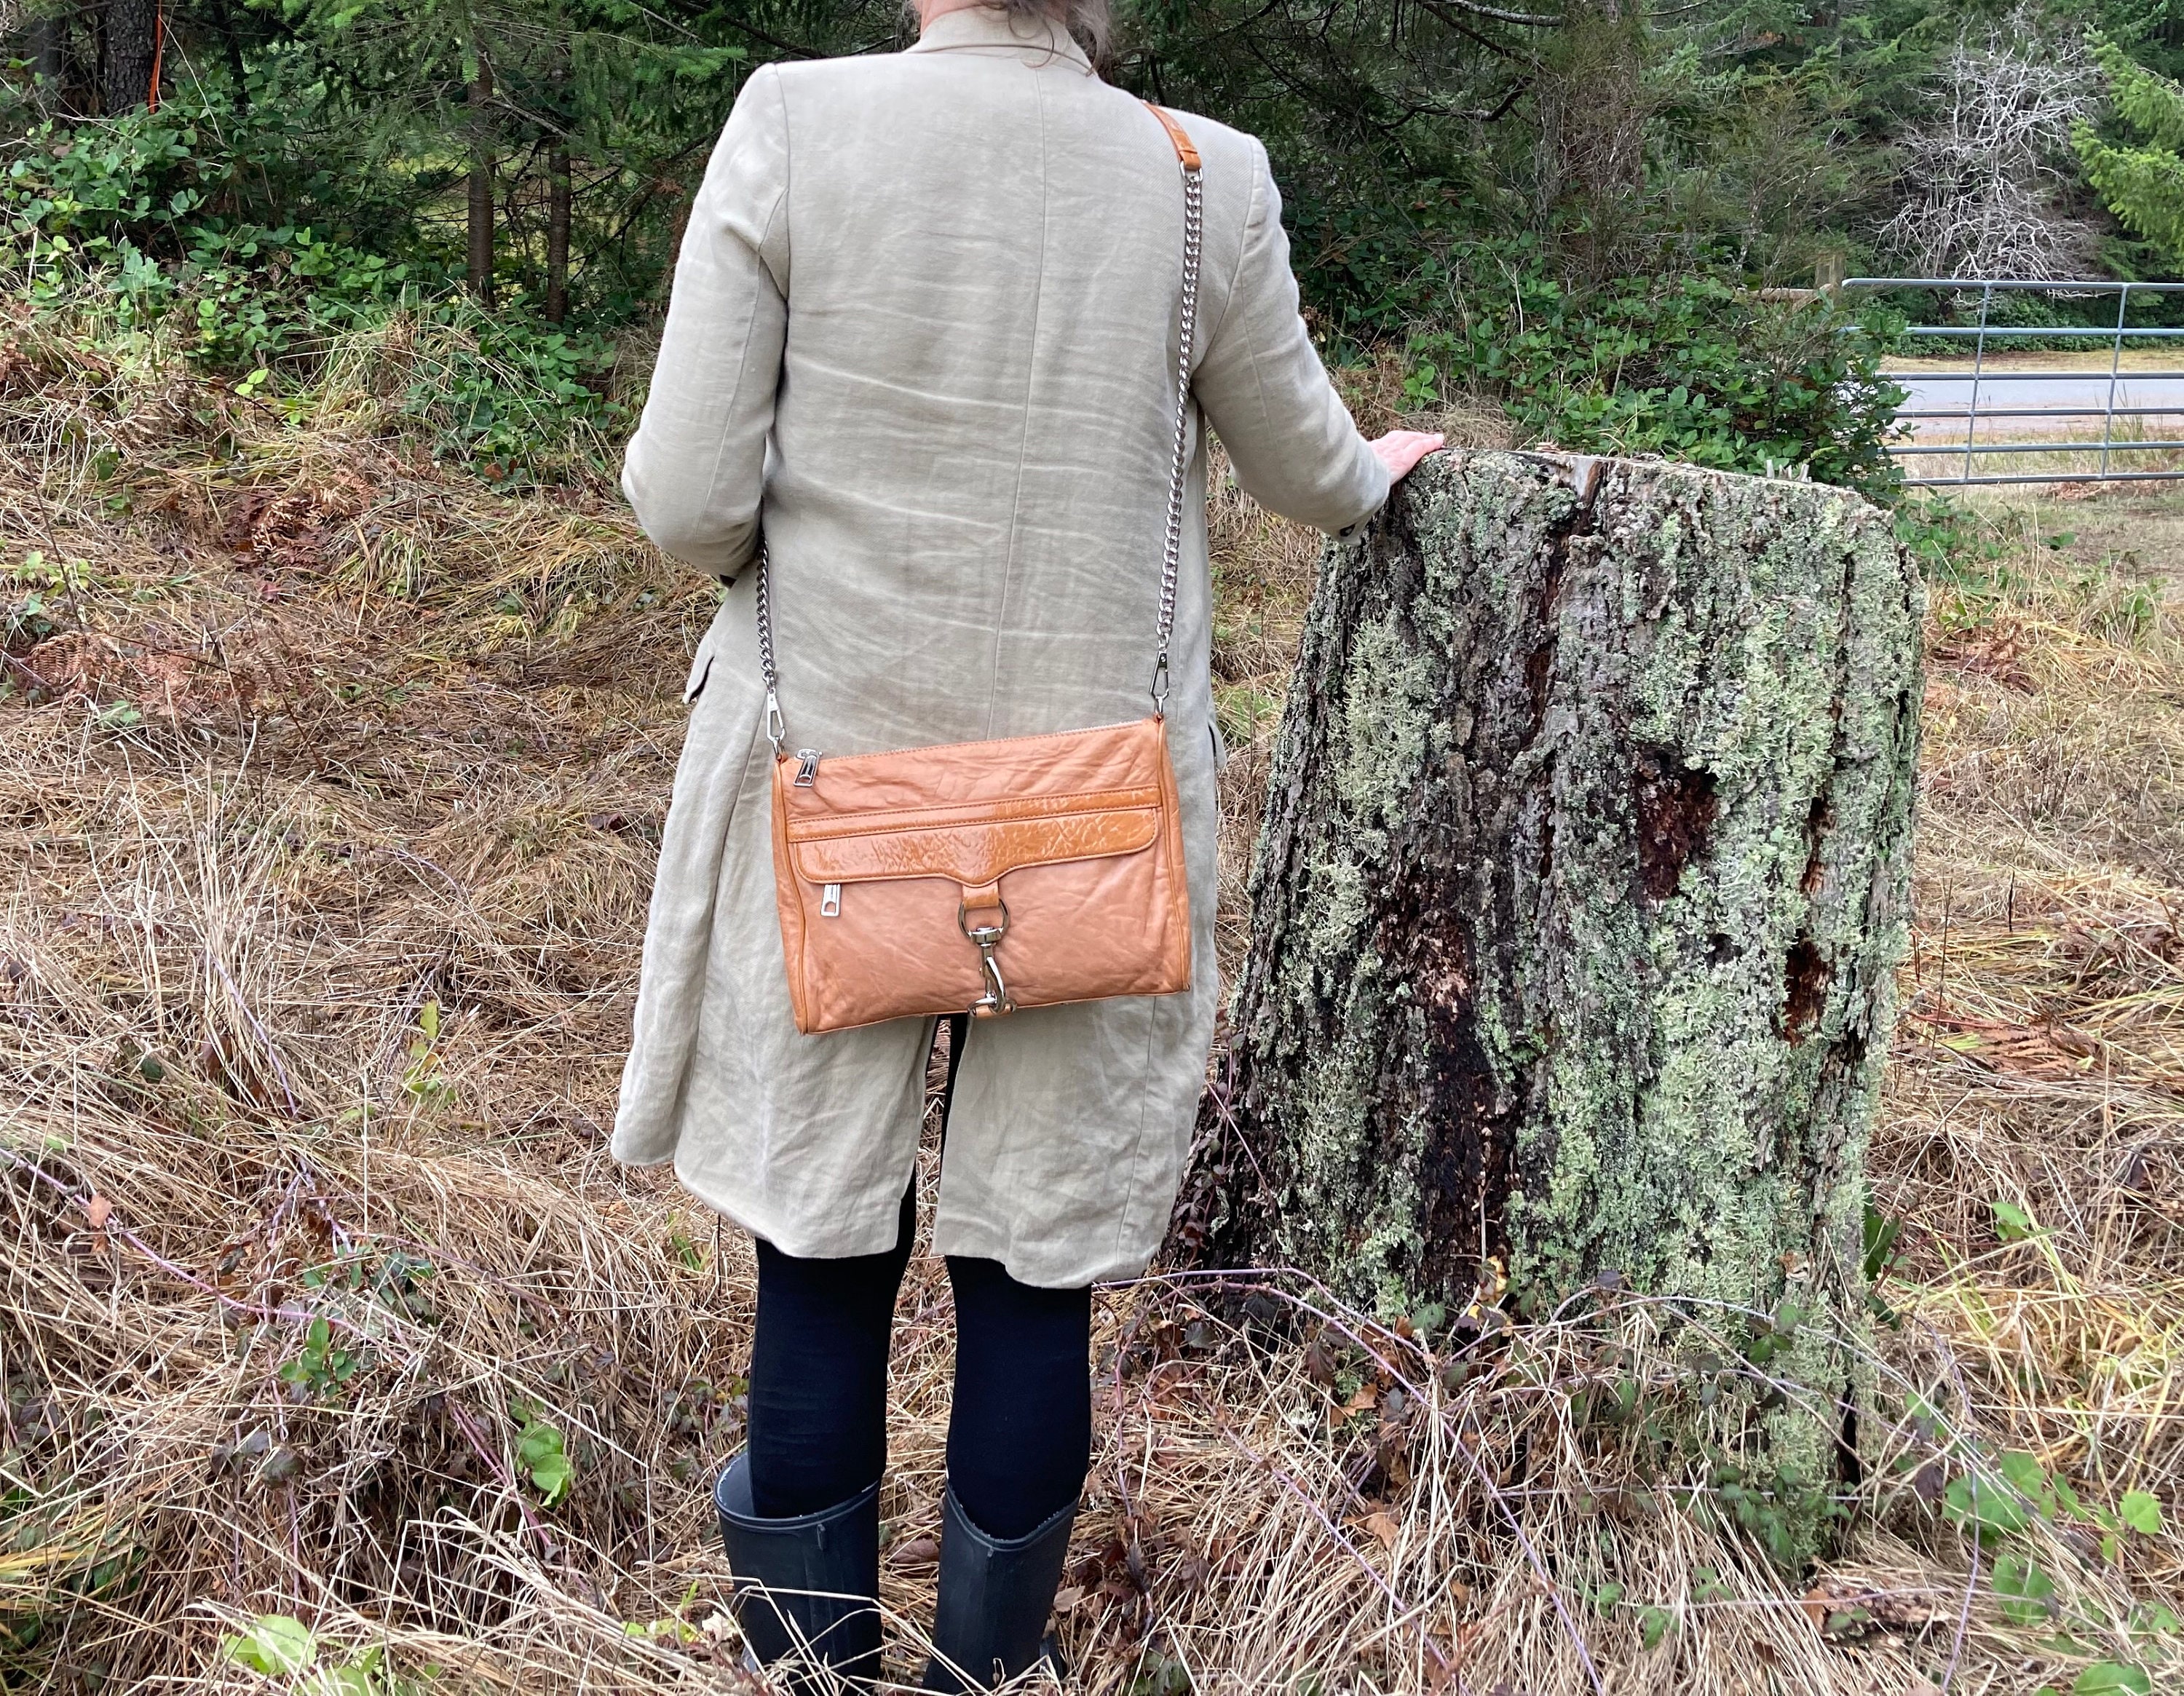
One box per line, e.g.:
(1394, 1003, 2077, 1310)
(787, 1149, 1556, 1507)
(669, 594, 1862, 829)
(614, 0, 1440, 1687)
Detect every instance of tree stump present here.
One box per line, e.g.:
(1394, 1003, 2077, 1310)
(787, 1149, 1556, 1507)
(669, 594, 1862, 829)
(1175, 451, 1921, 1544)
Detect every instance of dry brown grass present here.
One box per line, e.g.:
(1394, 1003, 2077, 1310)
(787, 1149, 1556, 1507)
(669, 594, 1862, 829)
(1, 306, 2180, 1695)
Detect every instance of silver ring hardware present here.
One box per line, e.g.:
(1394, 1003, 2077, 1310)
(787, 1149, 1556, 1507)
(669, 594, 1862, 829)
(957, 898, 1015, 1018)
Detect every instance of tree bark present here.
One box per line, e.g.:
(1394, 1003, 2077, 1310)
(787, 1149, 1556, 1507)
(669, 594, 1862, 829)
(1174, 451, 1921, 1545)
(545, 142, 571, 325)
(31, 11, 70, 107)
(467, 52, 497, 308)
(100, 0, 158, 115)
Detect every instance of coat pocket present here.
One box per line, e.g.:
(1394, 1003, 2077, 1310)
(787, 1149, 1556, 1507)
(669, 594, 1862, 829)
(683, 638, 716, 704)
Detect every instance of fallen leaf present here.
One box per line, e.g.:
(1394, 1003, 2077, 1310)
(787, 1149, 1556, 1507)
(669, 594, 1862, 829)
(1363, 1510, 1399, 1549)
(84, 1194, 112, 1230)
(1800, 1587, 1829, 1627)
(1052, 1585, 1083, 1614)
(1329, 1379, 1380, 1429)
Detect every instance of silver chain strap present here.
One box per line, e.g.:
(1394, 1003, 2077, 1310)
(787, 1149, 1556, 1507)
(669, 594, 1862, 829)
(757, 115, 1205, 753)
(756, 530, 786, 752)
(1150, 149, 1203, 715)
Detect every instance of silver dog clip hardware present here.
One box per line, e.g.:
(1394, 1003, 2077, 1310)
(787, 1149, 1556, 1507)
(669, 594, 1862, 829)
(957, 899, 1014, 1018)
(820, 883, 842, 918)
(794, 749, 821, 787)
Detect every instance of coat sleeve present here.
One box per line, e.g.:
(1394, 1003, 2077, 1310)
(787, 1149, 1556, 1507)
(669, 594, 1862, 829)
(1191, 138, 1388, 536)
(620, 66, 791, 579)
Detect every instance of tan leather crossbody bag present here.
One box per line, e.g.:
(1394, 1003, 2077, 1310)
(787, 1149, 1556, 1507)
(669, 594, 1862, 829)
(758, 105, 1204, 1036)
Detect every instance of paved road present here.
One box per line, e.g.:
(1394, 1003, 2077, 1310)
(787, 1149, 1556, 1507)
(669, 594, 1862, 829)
(1893, 369, 2184, 439)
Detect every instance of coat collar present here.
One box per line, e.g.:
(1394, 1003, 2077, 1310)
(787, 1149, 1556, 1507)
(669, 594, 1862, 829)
(907, 6, 1092, 71)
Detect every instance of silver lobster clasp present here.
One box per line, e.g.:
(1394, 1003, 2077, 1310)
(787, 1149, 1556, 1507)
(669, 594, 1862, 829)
(957, 897, 1014, 1018)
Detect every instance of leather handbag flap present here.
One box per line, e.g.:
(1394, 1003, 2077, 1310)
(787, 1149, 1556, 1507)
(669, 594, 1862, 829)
(791, 798, 1161, 889)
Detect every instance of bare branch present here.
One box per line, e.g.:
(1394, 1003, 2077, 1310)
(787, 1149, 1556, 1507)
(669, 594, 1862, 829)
(1880, 4, 2102, 279)
(1413, 0, 1564, 34)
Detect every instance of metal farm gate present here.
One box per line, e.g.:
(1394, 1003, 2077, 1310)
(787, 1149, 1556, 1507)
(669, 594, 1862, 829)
(1847, 276, 2184, 487)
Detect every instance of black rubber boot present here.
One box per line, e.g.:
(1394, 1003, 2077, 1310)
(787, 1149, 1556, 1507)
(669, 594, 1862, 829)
(922, 1486, 1077, 1692)
(715, 1451, 884, 1687)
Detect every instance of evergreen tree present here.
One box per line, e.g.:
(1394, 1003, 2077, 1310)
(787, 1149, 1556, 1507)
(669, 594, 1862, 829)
(2076, 31, 2184, 264)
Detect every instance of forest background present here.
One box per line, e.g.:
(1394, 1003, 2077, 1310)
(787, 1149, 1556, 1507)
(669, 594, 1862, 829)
(9, 0, 2184, 493)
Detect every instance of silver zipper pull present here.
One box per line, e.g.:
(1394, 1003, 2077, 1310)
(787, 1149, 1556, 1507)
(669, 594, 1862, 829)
(820, 884, 842, 918)
(794, 749, 821, 787)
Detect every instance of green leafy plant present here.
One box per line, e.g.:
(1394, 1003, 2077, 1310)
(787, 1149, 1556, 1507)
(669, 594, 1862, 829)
(1129, 1652, 1192, 1696)
(1994, 1550, 2058, 1626)
(513, 1407, 574, 1505)
(2071, 1664, 2152, 1696)
(1407, 266, 1905, 498)
(1993, 1198, 2038, 1243)
(2130, 1598, 2182, 1639)
(1863, 1199, 1912, 1326)
(279, 1316, 360, 1401)
(401, 1000, 453, 1106)
(225, 1614, 317, 1676)
(222, 1617, 427, 1694)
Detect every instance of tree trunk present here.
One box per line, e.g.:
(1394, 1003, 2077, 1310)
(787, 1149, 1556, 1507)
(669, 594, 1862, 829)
(545, 142, 571, 325)
(467, 52, 497, 308)
(31, 11, 70, 106)
(1174, 451, 1921, 1550)
(100, 0, 158, 115)
(207, 0, 250, 95)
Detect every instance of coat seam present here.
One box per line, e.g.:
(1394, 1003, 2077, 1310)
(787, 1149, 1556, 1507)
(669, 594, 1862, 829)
(983, 68, 1049, 737)
(692, 63, 789, 572)
(657, 679, 773, 1146)
(1110, 995, 1166, 1273)
(1200, 135, 1259, 360)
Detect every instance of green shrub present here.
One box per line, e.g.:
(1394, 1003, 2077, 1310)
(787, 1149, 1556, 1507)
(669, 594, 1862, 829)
(1407, 269, 1906, 498)
(1, 94, 624, 482)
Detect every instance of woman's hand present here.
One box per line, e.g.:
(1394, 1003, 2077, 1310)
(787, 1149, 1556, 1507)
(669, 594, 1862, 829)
(1370, 429, 1445, 483)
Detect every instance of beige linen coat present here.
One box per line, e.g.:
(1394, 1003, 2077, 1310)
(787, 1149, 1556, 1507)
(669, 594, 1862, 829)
(612, 7, 1387, 1287)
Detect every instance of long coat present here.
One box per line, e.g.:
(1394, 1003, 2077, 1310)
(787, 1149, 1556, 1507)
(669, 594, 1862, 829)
(612, 7, 1386, 1287)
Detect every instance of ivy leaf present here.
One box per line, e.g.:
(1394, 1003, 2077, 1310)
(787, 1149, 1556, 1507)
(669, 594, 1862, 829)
(2072, 1664, 2151, 1696)
(1993, 1552, 2056, 1626)
(2130, 1599, 2182, 1638)
(1993, 1199, 2035, 1242)
(2119, 1491, 2163, 1535)
(1944, 1470, 2033, 1540)
(517, 1416, 575, 1505)
(223, 1614, 316, 1674)
(1999, 1451, 2056, 1515)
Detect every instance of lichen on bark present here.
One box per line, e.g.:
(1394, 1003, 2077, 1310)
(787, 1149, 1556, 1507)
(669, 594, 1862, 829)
(1174, 451, 1922, 1548)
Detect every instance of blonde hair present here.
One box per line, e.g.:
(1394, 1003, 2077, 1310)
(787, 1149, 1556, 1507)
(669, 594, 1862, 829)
(1003, 0, 1112, 60)
(947, 1, 1116, 66)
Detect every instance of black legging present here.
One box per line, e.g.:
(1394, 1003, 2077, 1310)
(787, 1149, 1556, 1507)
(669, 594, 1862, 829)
(744, 1028, 1093, 1539)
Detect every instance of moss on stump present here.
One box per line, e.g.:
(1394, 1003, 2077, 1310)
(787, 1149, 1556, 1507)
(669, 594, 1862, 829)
(1175, 450, 1923, 1561)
